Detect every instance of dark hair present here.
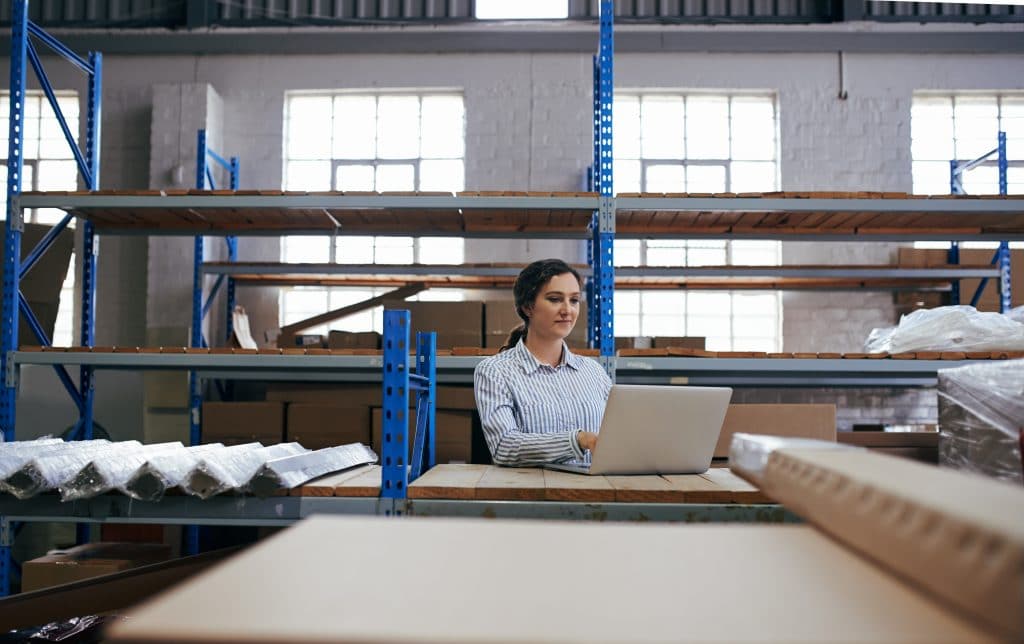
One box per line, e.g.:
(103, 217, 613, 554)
(500, 259, 583, 351)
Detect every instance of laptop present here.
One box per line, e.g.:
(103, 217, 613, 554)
(545, 384, 732, 476)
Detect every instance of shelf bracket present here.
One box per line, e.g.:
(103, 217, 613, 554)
(7, 197, 23, 233)
(3, 352, 16, 389)
(599, 196, 615, 233)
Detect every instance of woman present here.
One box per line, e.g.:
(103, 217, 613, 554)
(474, 259, 612, 466)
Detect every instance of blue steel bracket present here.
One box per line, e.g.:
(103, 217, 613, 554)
(381, 310, 412, 500)
(409, 331, 437, 482)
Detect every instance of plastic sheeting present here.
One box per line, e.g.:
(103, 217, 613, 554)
(182, 443, 309, 499)
(865, 305, 1024, 353)
(4, 441, 142, 500)
(60, 442, 186, 502)
(728, 433, 856, 486)
(248, 444, 379, 498)
(937, 359, 1024, 485)
(120, 443, 233, 502)
(0, 439, 109, 482)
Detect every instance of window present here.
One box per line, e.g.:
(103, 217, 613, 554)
(612, 92, 782, 351)
(1, 91, 80, 347)
(281, 92, 466, 333)
(475, 0, 568, 19)
(911, 93, 1024, 250)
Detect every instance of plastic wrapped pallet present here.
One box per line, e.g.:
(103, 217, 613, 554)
(60, 442, 186, 502)
(5, 441, 146, 499)
(182, 443, 308, 499)
(864, 305, 1024, 353)
(0, 439, 110, 482)
(248, 444, 379, 498)
(120, 443, 234, 502)
(937, 359, 1024, 485)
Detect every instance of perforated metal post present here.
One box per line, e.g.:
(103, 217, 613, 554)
(996, 132, 1011, 313)
(382, 310, 411, 503)
(0, 0, 29, 597)
(225, 155, 239, 340)
(948, 159, 962, 305)
(593, 1, 615, 379)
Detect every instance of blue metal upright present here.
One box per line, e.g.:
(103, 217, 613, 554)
(590, 0, 615, 379)
(948, 132, 1012, 313)
(2, 0, 103, 594)
(381, 310, 436, 507)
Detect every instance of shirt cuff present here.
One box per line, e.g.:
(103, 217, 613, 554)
(570, 430, 586, 461)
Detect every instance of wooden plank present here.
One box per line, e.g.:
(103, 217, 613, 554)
(475, 466, 546, 501)
(699, 468, 774, 503)
(660, 474, 732, 503)
(605, 475, 686, 503)
(542, 469, 617, 502)
(292, 465, 378, 497)
(332, 465, 382, 497)
(407, 464, 488, 499)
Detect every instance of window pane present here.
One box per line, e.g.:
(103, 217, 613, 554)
(616, 291, 641, 314)
(733, 293, 778, 316)
(961, 165, 998, 195)
(285, 160, 331, 191)
(374, 236, 414, 264)
(282, 236, 330, 263)
(646, 240, 684, 266)
(686, 96, 729, 159)
(614, 239, 641, 267)
(912, 160, 951, 195)
(731, 240, 779, 265)
(614, 96, 641, 159)
(729, 161, 775, 192)
(36, 160, 77, 191)
(287, 96, 332, 160)
(419, 159, 464, 192)
(333, 95, 376, 159)
(645, 164, 685, 193)
(328, 288, 376, 332)
(337, 236, 375, 264)
(912, 97, 954, 161)
(687, 246, 726, 266)
(375, 164, 415, 192)
(336, 164, 375, 191)
(954, 96, 998, 159)
(282, 288, 330, 325)
(475, 0, 568, 18)
(420, 96, 464, 159)
(377, 96, 420, 159)
(689, 292, 732, 316)
(614, 159, 641, 194)
(687, 165, 726, 193)
(641, 96, 684, 159)
(419, 237, 464, 264)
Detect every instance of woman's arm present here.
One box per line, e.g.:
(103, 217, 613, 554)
(474, 364, 585, 466)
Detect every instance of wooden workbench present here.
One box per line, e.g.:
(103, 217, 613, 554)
(288, 464, 773, 504)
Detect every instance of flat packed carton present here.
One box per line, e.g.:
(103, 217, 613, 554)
(327, 330, 381, 350)
(386, 301, 483, 348)
(371, 408, 472, 463)
(715, 404, 836, 458)
(202, 401, 285, 445)
(22, 542, 172, 593)
(286, 403, 371, 450)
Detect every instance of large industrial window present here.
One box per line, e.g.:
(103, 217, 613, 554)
(281, 92, 466, 335)
(612, 92, 782, 352)
(0, 91, 80, 347)
(911, 93, 1024, 250)
(475, 0, 568, 19)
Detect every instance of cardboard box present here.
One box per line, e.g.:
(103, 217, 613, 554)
(328, 331, 381, 350)
(484, 300, 587, 349)
(436, 386, 476, 411)
(716, 404, 836, 458)
(386, 301, 483, 348)
(615, 336, 652, 350)
(266, 384, 382, 407)
(371, 407, 472, 464)
(202, 401, 284, 445)
(651, 336, 706, 350)
(286, 403, 371, 450)
(22, 542, 173, 593)
(897, 248, 1023, 312)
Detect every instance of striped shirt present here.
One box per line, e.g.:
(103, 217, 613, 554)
(474, 339, 613, 466)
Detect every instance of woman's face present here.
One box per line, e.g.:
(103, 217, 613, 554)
(523, 272, 581, 342)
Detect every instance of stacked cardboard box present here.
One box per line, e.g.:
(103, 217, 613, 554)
(22, 542, 173, 592)
(897, 248, 1023, 316)
(371, 385, 476, 464)
(715, 404, 836, 459)
(201, 402, 285, 445)
(386, 301, 483, 348)
(327, 331, 381, 350)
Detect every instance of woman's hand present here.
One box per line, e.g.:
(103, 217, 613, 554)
(576, 431, 599, 452)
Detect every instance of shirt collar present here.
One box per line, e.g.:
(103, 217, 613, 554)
(514, 338, 582, 374)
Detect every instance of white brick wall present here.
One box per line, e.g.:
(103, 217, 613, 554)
(5, 47, 1023, 438)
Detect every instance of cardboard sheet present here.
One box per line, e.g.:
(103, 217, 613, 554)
(107, 516, 993, 643)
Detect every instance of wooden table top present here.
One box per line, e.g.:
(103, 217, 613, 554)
(290, 464, 773, 504)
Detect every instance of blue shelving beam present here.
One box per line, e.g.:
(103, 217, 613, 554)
(381, 310, 436, 507)
(590, 0, 615, 379)
(948, 132, 1012, 313)
(1, 0, 102, 595)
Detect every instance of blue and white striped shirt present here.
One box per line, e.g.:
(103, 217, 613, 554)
(474, 339, 612, 467)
